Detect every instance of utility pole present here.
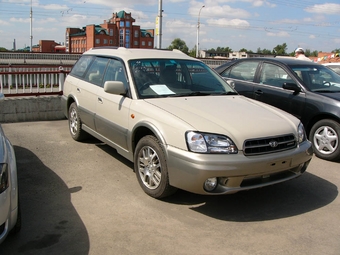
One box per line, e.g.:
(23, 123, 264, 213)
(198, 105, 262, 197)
(30, 0, 33, 52)
(156, 0, 163, 49)
(196, 5, 205, 58)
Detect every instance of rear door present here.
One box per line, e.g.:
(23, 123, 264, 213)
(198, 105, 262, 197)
(219, 60, 260, 98)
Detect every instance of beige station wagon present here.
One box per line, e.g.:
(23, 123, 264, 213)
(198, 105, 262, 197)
(61, 47, 313, 198)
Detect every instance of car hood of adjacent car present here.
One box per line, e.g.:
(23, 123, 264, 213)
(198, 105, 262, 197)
(144, 95, 299, 147)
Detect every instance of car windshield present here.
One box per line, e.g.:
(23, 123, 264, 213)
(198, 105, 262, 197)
(129, 59, 236, 99)
(290, 64, 340, 92)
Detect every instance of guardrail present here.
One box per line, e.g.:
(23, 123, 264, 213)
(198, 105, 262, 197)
(0, 66, 71, 97)
(0, 52, 81, 65)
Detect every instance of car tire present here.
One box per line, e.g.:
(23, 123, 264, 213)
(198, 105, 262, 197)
(309, 119, 340, 161)
(134, 135, 177, 198)
(68, 102, 88, 141)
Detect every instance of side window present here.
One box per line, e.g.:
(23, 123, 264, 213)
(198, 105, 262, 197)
(84, 57, 110, 87)
(103, 59, 128, 87)
(259, 63, 294, 88)
(70, 56, 94, 78)
(222, 61, 259, 81)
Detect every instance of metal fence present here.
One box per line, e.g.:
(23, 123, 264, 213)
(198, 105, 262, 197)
(0, 52, 230, 97)
(0, 66, 71, 96)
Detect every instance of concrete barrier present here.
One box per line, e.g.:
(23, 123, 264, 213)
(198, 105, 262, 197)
(0, 96, 66, 123)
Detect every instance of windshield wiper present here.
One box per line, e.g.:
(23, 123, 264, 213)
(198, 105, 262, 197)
(171, 91, 212, 97)
(214, 91, 238, 95)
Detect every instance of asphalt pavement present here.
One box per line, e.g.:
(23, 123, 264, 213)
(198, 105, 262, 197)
(0, 120, 339, 255)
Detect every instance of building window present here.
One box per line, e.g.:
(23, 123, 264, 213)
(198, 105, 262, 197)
(142, 41, 145, 46)
(110, 29, 113, 36)
(134, 40, 138, 46)
(125, 30, 130, 48)
(148, 41, 152, 46)
(134, 30, 139, 38)
(109, 40, 113, 45)
(96, 39, 100, 44)
(104, 39, 108, 44)
(120, 21, 124, 27)
(126, 21, 130, 27)
(119, 29, 124, 47)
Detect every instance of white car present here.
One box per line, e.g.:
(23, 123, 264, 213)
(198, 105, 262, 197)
(323, 63, 340, 75)
(0, 93, 21, 244)
(61, 47, 313, 198)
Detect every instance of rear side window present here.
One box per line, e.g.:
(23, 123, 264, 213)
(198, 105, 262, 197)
(221, 61, 259, 81)
(70, 56, 95, 78)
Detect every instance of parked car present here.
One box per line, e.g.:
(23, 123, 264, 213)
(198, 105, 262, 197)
(0, 93, 21, 244)
(215, 57, 340, 161)
(61, 48, 313, 198)
(323, 63, 340, 75)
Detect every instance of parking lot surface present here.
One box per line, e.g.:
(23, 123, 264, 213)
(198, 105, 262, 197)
(0, 120, 339, 255)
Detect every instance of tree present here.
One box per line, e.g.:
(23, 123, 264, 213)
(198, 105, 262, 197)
(273, 43, 288, 56)
(216, 47, 232, 53)
(0, 47, 8, 52)
(188, 46, 196, 57)
(257, 48, 272, 54)
(167, 38, 189, 54)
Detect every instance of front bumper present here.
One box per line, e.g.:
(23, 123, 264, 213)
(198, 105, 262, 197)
(166, 140, 313, 195)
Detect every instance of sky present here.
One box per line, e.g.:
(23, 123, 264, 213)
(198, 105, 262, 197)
(1, 0, 340, 54)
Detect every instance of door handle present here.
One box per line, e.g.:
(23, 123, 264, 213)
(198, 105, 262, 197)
(254, 90, 263, 96)
(76, 88, 81, 93)
(98, 97, 103, 104)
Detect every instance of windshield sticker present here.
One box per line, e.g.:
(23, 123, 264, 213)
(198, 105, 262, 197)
(150, 85, 176, 95)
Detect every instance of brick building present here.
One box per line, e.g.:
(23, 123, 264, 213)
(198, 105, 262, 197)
(32, 40, 65, 53)
(65, 11, 154, 53)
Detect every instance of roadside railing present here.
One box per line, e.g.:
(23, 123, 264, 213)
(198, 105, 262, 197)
(0, 66, 71, 97)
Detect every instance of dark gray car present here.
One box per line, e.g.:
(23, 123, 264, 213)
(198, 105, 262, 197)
(215, 57, 340, 162)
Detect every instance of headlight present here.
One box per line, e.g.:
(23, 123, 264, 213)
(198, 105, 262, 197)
(186, 131, 238, 154)
(298, 122, 306, 143)
(0, 163, 9, 194)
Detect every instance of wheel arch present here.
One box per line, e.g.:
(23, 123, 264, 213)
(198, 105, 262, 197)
(305, 113, 340, 136)
(131, 122, 167, 157)
(65, 95, 78, 118)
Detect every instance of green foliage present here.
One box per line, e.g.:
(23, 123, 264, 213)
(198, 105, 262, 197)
(257, 47, 272, 54)
(273, 43, 288, 55)
(167, 38, 189, 54)
(0, 47, 8, 52)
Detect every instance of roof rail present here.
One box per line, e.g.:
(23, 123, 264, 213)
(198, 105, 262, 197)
(89, 46, 119, 50)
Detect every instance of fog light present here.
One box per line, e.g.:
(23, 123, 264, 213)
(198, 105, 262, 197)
(204, 177, 218, 192)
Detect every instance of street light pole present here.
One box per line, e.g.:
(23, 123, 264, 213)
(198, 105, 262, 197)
(30, 0, 33, 52)
(196, 5, 205, 58)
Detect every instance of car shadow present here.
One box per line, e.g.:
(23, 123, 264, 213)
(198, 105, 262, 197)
(162, 173, 338, 222)
(83, 140, 338, 223)
(0, 146, 89, 255)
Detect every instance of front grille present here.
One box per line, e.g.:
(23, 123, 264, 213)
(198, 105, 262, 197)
(244, 134, 297, 156)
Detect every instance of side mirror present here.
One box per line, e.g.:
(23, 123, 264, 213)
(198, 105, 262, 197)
(283, 82, 301, 93)
(224, 78, 235, 89)
(104, 81, 127, 95)
(0, 93, 4, 102)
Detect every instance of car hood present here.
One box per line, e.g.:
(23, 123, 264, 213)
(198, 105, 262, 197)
(145, 95, 299, 146)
